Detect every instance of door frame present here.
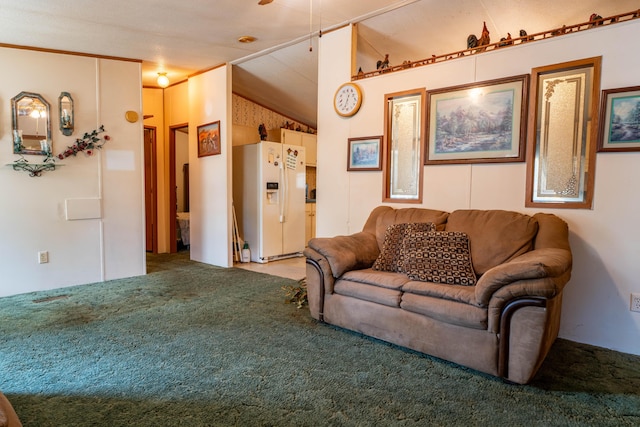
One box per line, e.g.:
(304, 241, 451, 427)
(169, 123, 189, 253)
(144, 126, 158, 253)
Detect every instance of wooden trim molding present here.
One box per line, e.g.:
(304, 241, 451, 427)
(0, 42, 141, 63)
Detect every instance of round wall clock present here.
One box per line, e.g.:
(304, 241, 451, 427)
(334, 82, 363, 117)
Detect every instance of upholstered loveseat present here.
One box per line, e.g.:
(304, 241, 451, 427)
(0, 392, 21, 427)
(303, 206, 572, 384)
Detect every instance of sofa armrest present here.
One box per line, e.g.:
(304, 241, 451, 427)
(475, 248, 572, 307)
(303, 246, 336, 291)
(306, 232, 379, 278)
(0, 392, 21, 427)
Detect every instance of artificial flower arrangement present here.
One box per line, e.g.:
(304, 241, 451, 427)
(56, 125, 110, 159)
(12, 126, 110, 176)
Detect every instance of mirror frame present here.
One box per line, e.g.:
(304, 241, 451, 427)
(526, 57, 601, 209)
(382, 88, 425, 203)
(11, 91, 52, 156)
(59, 92, 74, 136)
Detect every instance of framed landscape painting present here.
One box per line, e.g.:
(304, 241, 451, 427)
(347, 136, 382, 171)
(425, 75, 529, 164)
(598, 86, 640, 152)
(197, 121, 221, 157)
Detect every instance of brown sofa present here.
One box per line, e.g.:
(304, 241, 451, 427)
(0, 392, 21, 427)
(303, 206, 572, 384)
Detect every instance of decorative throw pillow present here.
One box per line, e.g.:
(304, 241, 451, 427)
(372, 222, 436, 272)
(402, 231, 477, 286)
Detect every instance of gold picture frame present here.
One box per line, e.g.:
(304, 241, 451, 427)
(425, 75, 529, 164)
(525, 57, 601, 209)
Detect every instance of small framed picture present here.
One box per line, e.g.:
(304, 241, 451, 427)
(347, 136, 382, 171)
(197, 121, 221, 157)
(598, 86, 640, 152)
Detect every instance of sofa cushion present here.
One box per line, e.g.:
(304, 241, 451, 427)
(402, 280, 477, 305)
(334, 280, 403, 307)
(375, 208, 449, 249)
(445, 210, 539, 275)
(342, 268, 410, 290)
(401, 293, 487, 330)
(335, 269, 409, 307)
(401, 231, 477, 286)
(372, 222, 436, 272)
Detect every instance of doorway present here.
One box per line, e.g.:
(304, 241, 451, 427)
(170, 124, 190, 253)
(144, 126, 158, 253)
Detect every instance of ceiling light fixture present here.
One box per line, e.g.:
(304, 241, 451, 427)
(238, 35, 257, 43)
(157, 72, 170, 88)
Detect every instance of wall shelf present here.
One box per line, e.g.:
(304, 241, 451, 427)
(353, 9, 640, 80)
(8, 159, 60, 177)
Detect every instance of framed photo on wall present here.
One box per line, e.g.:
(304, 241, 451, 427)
(197, 121, 221, 157)
(425, 75, 529, 164)
(598, 86, 640, 152)
(347, 136, 382, 171)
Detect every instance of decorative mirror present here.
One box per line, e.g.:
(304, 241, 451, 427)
(383, 88, 425, 203)
(11, 91, 52, 155)
(526, 57, 601, 209)
(59, 92, 74, 136)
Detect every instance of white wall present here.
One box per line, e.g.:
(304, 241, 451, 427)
(317, 23, 640, 355)
(175, 130, 189, 213)
(188, 66, 233, 267)
(0, 47, 145, 296)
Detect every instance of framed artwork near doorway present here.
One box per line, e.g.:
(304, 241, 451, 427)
(197, 121, 221, 157)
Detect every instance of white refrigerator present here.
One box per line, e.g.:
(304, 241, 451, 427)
(233, 141, 306, 263)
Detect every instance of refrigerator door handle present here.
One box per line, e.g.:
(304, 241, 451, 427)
(279, 161, 286, 223)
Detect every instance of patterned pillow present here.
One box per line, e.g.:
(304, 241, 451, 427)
(402, 231, 477, 286)
(372, 222, 436, 272)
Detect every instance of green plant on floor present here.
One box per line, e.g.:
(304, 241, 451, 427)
(282, 277, 307, 309)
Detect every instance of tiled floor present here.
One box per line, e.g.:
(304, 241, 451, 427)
(234, 256, 306, 281)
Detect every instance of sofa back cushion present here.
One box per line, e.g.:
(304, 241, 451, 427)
(445, 210, 539, 275)
(375, 208, 449, 250)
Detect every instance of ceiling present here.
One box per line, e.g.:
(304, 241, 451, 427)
(0, 0, 636, 128)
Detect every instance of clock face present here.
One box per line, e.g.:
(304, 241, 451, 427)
(334, 83, 362, 117)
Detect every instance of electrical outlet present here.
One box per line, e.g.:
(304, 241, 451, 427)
(38, 251, 48, 264)
(631, 293, 640, 313)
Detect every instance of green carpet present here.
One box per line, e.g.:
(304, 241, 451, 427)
(0, 252, 638, 426)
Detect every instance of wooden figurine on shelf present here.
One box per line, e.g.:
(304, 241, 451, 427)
(377, 54, 389, 70)
(589, 13, 604, 27)
(258, 123, 267, 141)
(467, 22, 491, 51)
(499, 33, 512, 47)
(519, 29, 534, 42)
(479, 22, 490, 48)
